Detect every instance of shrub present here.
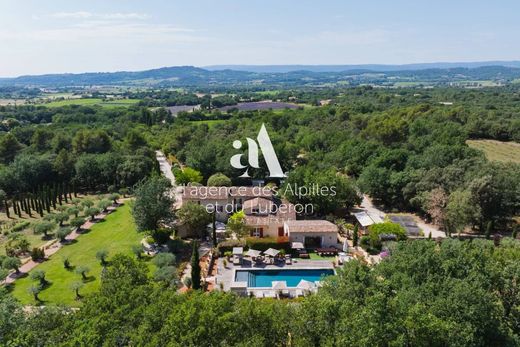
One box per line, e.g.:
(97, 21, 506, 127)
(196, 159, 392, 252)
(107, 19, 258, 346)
(33, 221, 57, 238)
(75, 265, 90, 280)
(207, 173, 232, 187)
(56, 227, 72, 242)
(70, 217, 86, 230)
(167, 238, 189, 253)
(2, 256, 21, 273)
(217, 239, 246, 254)
(10, 221, 30, 233)
(30, 269, 48, 286)
(85, 207, 100, 221)
(97, 199, 112, 212)
(30, 247, 45, 261)
(109, 193, 120, 204)
(132, 244, 143, 259)
(96, 249, 109, 265)
(368, 222, 407, 241)
(147, 228, 172, 245)
(153, 252, 176, 268)
(62, 256, 71, 269)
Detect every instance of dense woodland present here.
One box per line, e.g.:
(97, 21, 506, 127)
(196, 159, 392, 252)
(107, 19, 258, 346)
(0, 85, 520, 345)
(1, 239, 519, 346)
(1, 86, 520, 230)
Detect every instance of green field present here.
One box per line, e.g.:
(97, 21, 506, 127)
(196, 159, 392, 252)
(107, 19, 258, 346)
(43, 98, 140, 108)
(10, 203, 147, 306)
(193, 119, 226, 127)
(467, 139, 520, 164)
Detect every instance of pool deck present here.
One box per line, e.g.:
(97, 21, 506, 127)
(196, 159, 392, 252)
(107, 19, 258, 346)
(215, 258, 334, 292)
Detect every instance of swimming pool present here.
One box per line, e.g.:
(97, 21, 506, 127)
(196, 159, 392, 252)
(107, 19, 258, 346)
(235, 269, 334, 288)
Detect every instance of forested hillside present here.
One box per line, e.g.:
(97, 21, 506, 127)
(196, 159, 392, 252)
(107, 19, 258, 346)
(2, 238, 519, 346)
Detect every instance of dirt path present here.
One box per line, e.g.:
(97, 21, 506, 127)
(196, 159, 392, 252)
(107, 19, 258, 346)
(3, 206, 118, 285)
(155, 150, 182, 208)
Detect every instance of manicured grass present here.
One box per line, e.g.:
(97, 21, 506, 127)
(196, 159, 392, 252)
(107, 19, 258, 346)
(308, 252, 336, 261)
(467, 139, 520, 164)
(43, 98, 140, 108)
(10, 203, 147, 306)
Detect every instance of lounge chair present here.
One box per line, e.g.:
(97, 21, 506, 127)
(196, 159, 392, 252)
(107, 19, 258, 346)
(285, 255, 292, 265)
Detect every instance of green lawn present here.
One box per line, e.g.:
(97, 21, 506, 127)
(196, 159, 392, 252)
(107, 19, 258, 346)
(467, 139, 520, 164)
(308, 252, 336, 261)
(43, 98, 140, 108)
(10, 203, 147, 306)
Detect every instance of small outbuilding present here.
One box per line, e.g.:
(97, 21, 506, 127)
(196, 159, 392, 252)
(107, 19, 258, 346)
(284, 220, 338, 248)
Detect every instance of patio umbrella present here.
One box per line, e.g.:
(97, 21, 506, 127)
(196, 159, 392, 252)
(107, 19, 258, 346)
(272, 281, 288, 290)
(264, 248, 280, 257)
(291, 242, 304, 249)
(296, 279, 316, 291)
(246, 249, 262, 258)
(342, 239, 349, 252)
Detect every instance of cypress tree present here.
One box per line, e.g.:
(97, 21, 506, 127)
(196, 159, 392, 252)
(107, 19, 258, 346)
(353, 224, 359, 247)
(26, 199, 32, 217)
(4, 200, 10, 218)
(20, 198, 27, 214)
(57, 184, 63, 205)
(190, 241, 201, 290)
(50, 187, 56, 209)
(36, 198, 43, 216)
(212, 211, 217, 247)
(43, 188, 51, 213)
(16, 201, 22, 217)
(485, 221, 493, 240)
(63, 183, 68, 203)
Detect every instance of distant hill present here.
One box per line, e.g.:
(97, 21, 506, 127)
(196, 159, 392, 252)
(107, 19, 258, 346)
(204, 61, 520, 73)
(1, 63, 520, 88)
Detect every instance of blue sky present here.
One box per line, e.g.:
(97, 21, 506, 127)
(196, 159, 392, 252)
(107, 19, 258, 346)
(0, 0, 519, 76)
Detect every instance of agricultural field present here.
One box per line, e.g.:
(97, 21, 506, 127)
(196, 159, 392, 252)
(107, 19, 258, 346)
(43, 98, 140, 108)
(193, 119, 226, 127)
(10, 203, 148, 306)
(467, 139, 520, 164)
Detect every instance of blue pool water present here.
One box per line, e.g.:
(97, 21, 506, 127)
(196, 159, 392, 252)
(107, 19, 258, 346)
(235, 269, 334, 287)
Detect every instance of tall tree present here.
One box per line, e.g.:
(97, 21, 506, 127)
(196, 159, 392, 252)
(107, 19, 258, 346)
(132, 177, 175, 231)
(190, 241, 201, 290)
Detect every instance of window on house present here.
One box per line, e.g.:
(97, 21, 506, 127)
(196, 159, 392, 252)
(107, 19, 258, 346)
(251, 228, 263, 238)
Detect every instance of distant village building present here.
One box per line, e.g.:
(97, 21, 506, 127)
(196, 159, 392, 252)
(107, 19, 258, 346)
(284, 220, 338, 248)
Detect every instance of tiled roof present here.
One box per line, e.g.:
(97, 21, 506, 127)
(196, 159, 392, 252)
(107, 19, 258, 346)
(285, 220, 338, 233)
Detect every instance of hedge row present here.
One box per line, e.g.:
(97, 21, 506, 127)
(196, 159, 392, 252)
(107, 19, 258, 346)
(245, 237, 290, 252)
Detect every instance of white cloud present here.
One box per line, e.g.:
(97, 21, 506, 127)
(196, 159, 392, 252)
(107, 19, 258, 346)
(49, 12, 149, 20)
